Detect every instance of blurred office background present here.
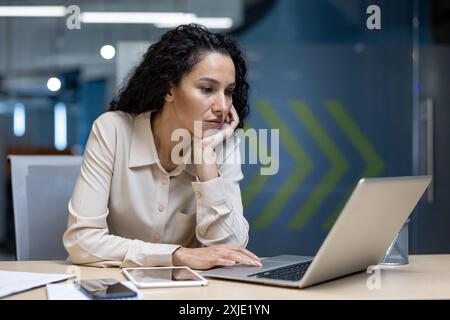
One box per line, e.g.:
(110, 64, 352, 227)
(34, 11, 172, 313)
(0, 0, 448, 260)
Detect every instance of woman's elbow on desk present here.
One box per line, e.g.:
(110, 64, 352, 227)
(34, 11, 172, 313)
(63, 231, 97, 266)
(62, 228, 114, 267)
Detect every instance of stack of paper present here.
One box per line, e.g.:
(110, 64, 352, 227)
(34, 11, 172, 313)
(0, 270, 75, 298)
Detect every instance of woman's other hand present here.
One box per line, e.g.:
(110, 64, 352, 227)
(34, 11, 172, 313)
(172, 244, 262, 270)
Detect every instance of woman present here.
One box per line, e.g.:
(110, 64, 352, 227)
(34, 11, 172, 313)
(63, 24, 262, 270)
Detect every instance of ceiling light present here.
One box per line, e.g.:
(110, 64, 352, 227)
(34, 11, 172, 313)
(100, 45, 115, 59)
(81, 12, 196, 24)
(0, 7, 234, 29)
(13, 102, 26, 137)
(0, 6, 66, 17)
(155, 17, 233, 29)
(54, 102, 67, 151)
(47, 77, 61, 92)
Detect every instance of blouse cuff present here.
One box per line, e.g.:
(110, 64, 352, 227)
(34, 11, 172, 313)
(121, 240, 181, 268)
(191, 175, 228, 207)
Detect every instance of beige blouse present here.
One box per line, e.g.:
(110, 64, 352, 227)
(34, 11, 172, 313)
(63, 110, 249, 268)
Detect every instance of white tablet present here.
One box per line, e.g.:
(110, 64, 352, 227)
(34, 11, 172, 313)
(122, 266, 208, 288)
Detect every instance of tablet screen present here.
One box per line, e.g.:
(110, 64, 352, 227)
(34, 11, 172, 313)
(126, 267, 204, 283)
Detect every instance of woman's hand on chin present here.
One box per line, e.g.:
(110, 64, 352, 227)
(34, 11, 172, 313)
(202, 104, 239, 149)
(193, 105, 239, 181)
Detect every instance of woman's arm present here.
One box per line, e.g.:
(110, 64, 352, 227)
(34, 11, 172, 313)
(63, 113, 180, 268)
(172, 107, 262, 269)
(190, 106, 249, 247)
(173, 135, 262, 269)
(192, 134, 249, 247)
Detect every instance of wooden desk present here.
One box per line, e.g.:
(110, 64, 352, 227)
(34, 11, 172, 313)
(1, 255, 450, 300)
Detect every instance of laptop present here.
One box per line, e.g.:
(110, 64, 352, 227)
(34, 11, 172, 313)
(201, 176, 431, 288)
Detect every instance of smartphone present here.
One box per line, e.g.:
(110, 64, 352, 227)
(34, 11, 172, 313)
(78, 279, 137, 300)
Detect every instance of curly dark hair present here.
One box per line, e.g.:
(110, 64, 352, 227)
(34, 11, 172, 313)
(109, 23, 249, 128)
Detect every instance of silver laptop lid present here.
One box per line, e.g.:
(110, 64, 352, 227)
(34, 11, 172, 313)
(299, 175, 431, 288)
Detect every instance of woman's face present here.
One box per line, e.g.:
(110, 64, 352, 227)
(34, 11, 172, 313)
(165, 51, 236, 137)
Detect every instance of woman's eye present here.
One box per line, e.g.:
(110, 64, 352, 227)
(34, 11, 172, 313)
(225, 90, 234, 96)
(201, 87, 212, 94)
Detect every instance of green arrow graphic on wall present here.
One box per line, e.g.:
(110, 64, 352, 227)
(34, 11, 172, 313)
(242, 99, 384, 231)
(322, 100, 385, 230)
(252, 100, 313, 230)
(287, 101, 349, 230)
(242, 120, 272, 209)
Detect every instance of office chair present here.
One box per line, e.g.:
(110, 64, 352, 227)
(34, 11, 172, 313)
(8, 155, 83, 260)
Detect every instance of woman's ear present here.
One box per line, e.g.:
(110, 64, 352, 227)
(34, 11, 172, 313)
(164, 86, 175, 103)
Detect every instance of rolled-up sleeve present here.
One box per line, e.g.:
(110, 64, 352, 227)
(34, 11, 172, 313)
(191, 135, 250, 247)
(62, 113, 180, 268)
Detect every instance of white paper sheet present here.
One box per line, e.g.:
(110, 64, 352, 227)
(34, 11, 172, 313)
(0, 270, 75, 298)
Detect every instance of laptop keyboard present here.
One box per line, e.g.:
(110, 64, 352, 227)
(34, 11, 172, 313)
(248, 261, 312, 282)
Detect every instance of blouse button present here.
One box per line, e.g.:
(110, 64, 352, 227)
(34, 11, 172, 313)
(195, 191, 202, 198)
(158, 204, 164, 212)
(162, 179, 167, 186)
(155, 233, 161, 241)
